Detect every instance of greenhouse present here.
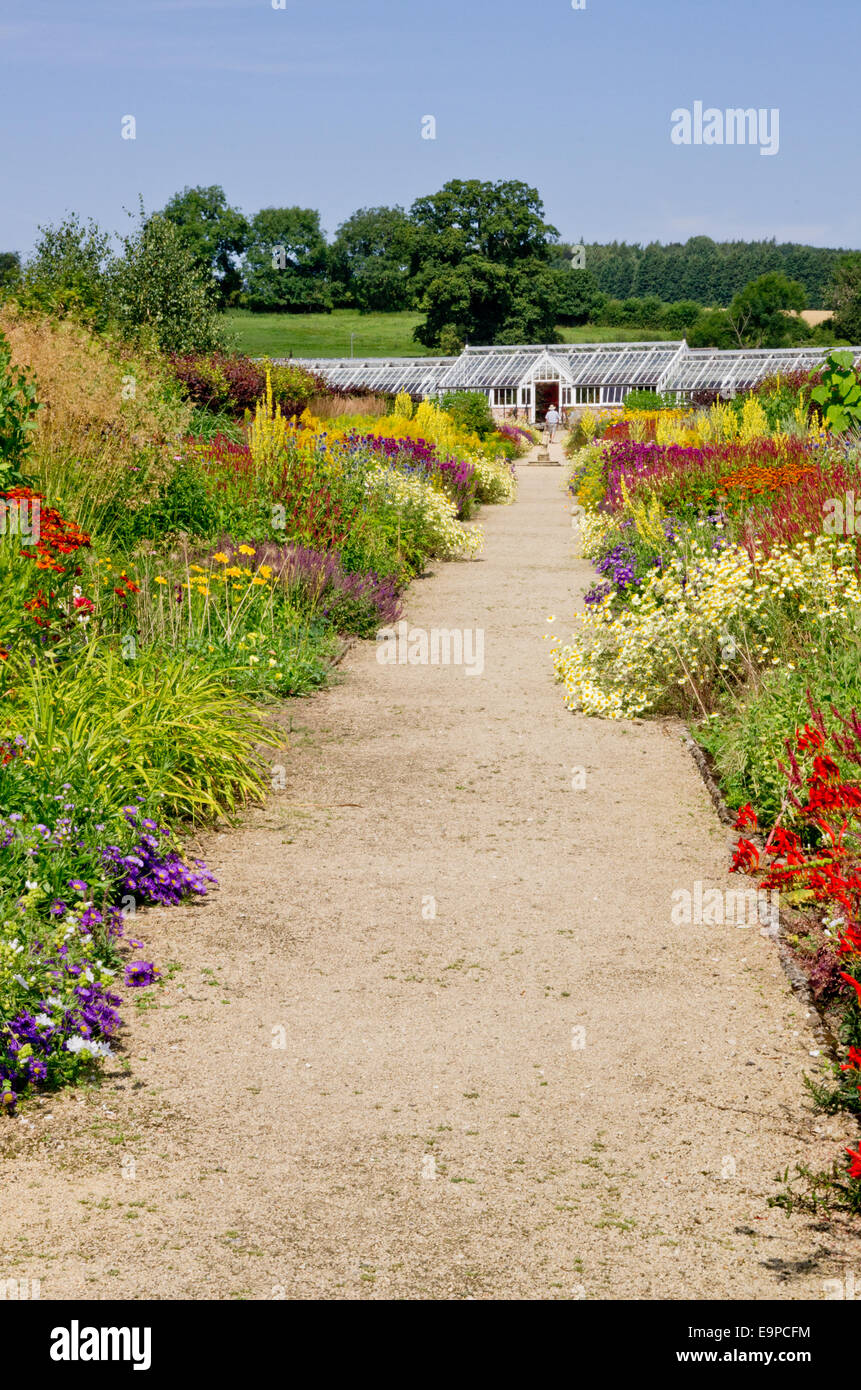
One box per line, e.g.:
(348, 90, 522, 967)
(288, 340, 861, 423)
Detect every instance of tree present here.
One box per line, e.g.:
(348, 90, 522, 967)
(160, 185, 249, 307)
(409, 179, 557, 269)
(17, 214, 114, 328)
(112, 209, 224, 354)
(552, 267, 604, 325)
(0, 253, 20, 292)
(686, 308, 737, 349)
(409, 179, 558, 347)
(495, 260, 560, 344)
(828, 254, 861, 343)
(413, 256, 512, 348)
(242, 208, 332, 313)
(728, 272, 807, 347)
(663, 300, 703, 333)
(329, 206, 415, 312)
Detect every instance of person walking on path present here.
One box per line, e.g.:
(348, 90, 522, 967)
(544, 404, 560, 443)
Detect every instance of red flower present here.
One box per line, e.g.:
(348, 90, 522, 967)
(839, 971, 861, 1005)
(846, 1142, 861, 1179)
(797, 723, 825, 753)
(734, 803, 758, 831)
(840, 1046, 861, 1072)
(731, 838, 760, 874)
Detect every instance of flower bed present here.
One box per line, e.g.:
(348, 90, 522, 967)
(0, 333, 514, 1112)
(555, 367, 861, 1211)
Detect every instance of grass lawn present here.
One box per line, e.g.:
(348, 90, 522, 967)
(223, 309, 680, 359)
(223, 309, 432, 359)
(555, 325, 679, 343)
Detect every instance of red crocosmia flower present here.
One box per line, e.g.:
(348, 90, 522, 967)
(768, 826, 805, 865)
(734, 803, 758, 831)
(840, 1046, 861, 1072)
(839, 972, 861, 1005)
(731, 838, 759, 873)
(811, 755, 842, 783)
(846, 1143, 861, 1179)
(797, 723, 825, 753)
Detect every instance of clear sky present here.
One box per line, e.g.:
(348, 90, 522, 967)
(1, 0, 858, 257)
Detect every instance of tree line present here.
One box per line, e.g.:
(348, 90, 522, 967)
(2, 180, 861, 354)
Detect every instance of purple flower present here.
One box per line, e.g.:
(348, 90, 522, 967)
(125, 961, 159, 988)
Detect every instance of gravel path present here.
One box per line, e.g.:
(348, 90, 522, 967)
(1, 463, 858, 1301)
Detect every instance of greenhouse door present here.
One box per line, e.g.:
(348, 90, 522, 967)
(535, 381, 559, 421)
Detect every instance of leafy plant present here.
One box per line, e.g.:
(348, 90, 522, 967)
(0, 331, 40, 487)
(810, 350, 861, 432)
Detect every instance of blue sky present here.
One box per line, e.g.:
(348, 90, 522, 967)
(1, 0, 857, 257)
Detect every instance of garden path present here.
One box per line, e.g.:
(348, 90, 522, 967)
(1, 466, 858, 1299)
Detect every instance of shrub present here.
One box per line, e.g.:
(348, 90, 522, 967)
(0, 330, 40, 488)
(439, 390, 495, 439)
(171, 352, 327, 421)
(14, 215, 114, 330)
(112, 211, 225, 355)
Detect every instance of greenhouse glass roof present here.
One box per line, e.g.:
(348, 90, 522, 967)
(287, 357, 456, 395)
(280, 341, 861, 399)
(665, 346, 861, 394)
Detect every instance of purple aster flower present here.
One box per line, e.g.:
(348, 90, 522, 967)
(125, 961, 159, 988)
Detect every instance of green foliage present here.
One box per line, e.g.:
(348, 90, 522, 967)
(583, 235, 848, 309)
(551, 267, 605, 326)
(242, 208, 332, 313)
(410, 179, 559, 348)
(828, 253, 861, 344)
(439, 390, 495, 438)
(728, 272, 807, 348)
(114, 463, 219, 546)
(686, 307, 737, 349)
(769, 1161, 861, 1217)
(112, 209, 225, 354)
(437, 325, 465, 356)
(329, 206, 416, 312)
(810, 349, 861, 432)
(0, 253, 20, 292)
(662, 299, 702, 332)
(0, 640, 275, 823)
(696, 624, 861, 827)
(622, 389, 678, 411)
(16, 215, 114, 329)
(0, 329, 40, 487)
(160, 184, 250, 308)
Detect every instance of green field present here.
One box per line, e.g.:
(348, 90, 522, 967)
(223, 309, 678, 359)
(556, 325, 678, 344)
(223, 309, 431, 359)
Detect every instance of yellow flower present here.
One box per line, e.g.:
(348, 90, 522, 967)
(213, 552, 229, 564)
(238, 544, 256, 556)
(154, 576, 168, 586)
(225, 566, 242, 578)
(251, 576, 267, 586)
(189, 564, 205, 573)
(259, 565, 273, 579)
